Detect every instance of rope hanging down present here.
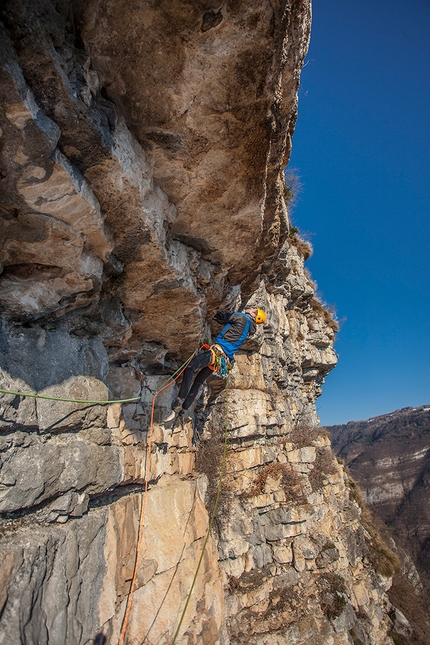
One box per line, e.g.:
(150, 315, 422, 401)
(118, 353, 196, 645)
(119, 368, 230, 645)
(170, 376, 230, 645)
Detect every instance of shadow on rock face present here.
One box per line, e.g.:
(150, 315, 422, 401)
(0, 324, 108, 391)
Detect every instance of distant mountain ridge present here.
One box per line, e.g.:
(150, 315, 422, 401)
(327, 405, 430, 641)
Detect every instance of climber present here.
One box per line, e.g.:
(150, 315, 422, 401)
(164, 307, 266, 422)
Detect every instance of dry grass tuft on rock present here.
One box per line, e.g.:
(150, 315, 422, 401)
(309, 447, 338, 491)
(245, 462, 303, 502)
(388, 575, 430, 645)
(315, 572, 347, 620)
(289, 421, 321, 447)
(195, 430, 230, 521)
(309, 297, 339, 332)
(263, 582, 305, 625)
(283, 168, 303, 209)
(366, 530, 401, 577)
(289, 234, 313, 260)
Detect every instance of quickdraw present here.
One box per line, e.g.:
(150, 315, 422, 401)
(208, 343, 233, 379)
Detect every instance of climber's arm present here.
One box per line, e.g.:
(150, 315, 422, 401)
(213, 311, 233, 325)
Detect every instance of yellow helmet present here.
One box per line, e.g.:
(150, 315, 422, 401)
(255, 308, 266, 324)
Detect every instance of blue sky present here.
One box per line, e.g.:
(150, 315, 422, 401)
(288, 0, 430, 425)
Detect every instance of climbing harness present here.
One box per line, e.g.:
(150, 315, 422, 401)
(200, 342, 233, 379)
(209, 344, 233, 379)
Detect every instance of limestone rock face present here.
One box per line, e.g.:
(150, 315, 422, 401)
(82, 0, 310, 280)
(0, 1, 399, 644)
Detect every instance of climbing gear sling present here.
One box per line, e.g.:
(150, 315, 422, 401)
(200, 343, 233, 379)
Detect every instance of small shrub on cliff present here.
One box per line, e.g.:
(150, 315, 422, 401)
(389, 574, 430, 645)
(289, 421, 320, 447)
(309, 447, 338, 491)
(227, 574, 242, 592)
(263, 583, 305, 623)
(366, 530, 401, 577)
(244, 462, 303, 502)
(282, 169, 314, 260)
(289, 234, 313, 260)
(309, 296, 339, 333)
(195, 428, 231, 522)
(315, 572, 347, 620)
(283, 168, 302, 208)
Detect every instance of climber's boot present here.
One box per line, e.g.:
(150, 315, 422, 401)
(163, 397, 184, 424)
(178, 407, 192, 423)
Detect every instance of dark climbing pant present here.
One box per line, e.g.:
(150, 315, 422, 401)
(178, 350, 213, 410)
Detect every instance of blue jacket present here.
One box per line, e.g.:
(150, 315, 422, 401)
(213, 312, 256, 359)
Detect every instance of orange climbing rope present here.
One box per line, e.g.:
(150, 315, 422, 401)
(118, 352, 196, 645)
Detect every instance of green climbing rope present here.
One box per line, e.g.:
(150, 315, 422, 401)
(0, 350, 197, 406)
